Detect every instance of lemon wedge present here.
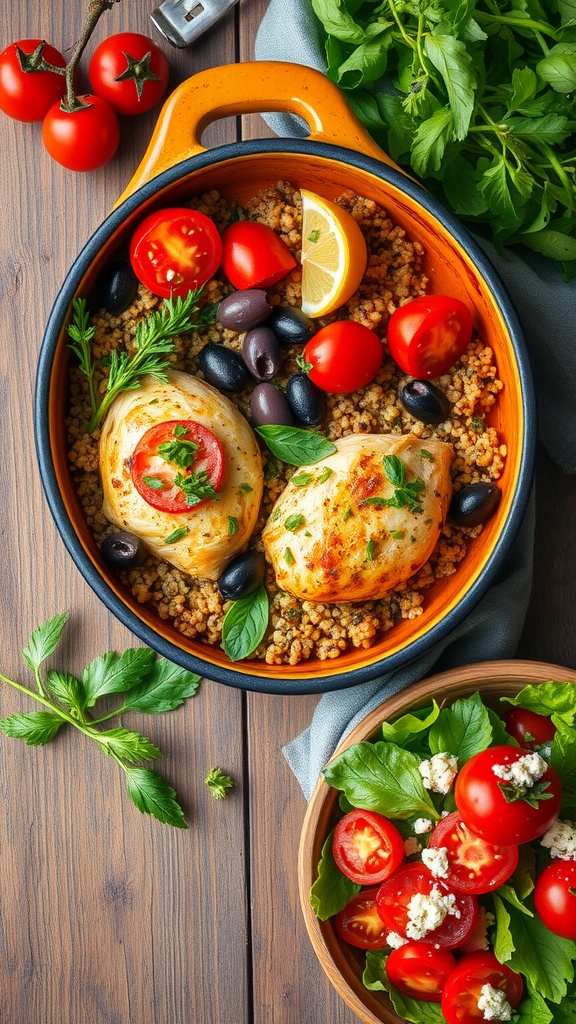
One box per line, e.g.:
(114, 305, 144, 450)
(300, 189, 368, 317)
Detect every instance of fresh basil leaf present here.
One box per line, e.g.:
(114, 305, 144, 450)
(221, 583, 269, 661)
(255, 424, 336, 466)
(46, 670, 88, 714)
(96, 727, 161, 762)
(505, 114, 572, 145)
(381, 701, 440, 749)
(21, 611, 69, 672)
(480, 154, 522, 225)
(513, 990, 554, 1024)
(124, 767, 187, 828)
(117, 659, 200, 714)
(82, 647, 157, 707)
(486, 705, 517, 747)
(310, 830, 361, 920)
(363, 949, 387, 990)
(519, 229, 576, 262)
(501, 682, 576, 724)
(311, 0, 365, 44)
(493, 892, 516, 964)
(537, 45, 576, 93)
(323, 741, 439, 820)
(411, 106, 454, 176)
(424, 33, 476, 140)
(428, 691, 493, 763)
(0, 711, 63, 745)
(507, 66, 538, 112)
(503, 899, 576, 1003)
(442, 155, 490, 216)
(335, 28, 392, 89)
(497, 883, 534, 917)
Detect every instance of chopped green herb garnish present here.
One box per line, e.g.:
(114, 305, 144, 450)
(284, 548, 295, 565)
(164, 527, 189, 545)
(390, 530, 404, 540)
(173, 424, 188, 437)
(228, 516, 239, 536)
(264, 455, 280, 481)
(142, 476, 165, 490)
(419, 449, 434, 462)
(343, 508, 353, 521)
(307, 229, 321, 243)
(285, 514, 305, 532)
(205, 767, 234, 799)
(240, 482, 253, 493)
(366, 540, 376, 562)
(271, 507, 282, 522)
(317, 467, 333, 483)
(359, 497, 388, 507)
(174, 470, 217, 507)
(291, 472, 314, 487)
(382, 455, 425, 514)
(304, 531, 312, 538)
(157, 438, 199, 469)
(472, 416, 486, 431)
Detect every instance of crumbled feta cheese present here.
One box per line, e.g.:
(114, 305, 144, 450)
(405, 885, 460, 940)
(404, 836, 422, 856)
(541, 819, 576, 860)
(413, 817, 434, 834)
(386, 931, 408, 949)
(491, 751, 547, 787)
(419, 752, 459, 794)
(422, 846, 450, 878)
(477, 983, 513, 1021)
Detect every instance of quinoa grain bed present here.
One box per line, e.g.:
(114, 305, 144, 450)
(67, 182, 506, 666)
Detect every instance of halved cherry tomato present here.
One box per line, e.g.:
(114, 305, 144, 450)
(428, 811, 519, 894)
(387, 294, 473, 378)
(302, 321, 383, 394)
(129, 207, 222, 298)
(0, 39, 67, 122)
(334, 887, 389, 950)
(503, 706, 557, 750)
(220, 220, 296, 290)
(455, 745, 562, 846)
(375, 863, 478, 949)
(534, 860, 576, 940)
(386, 941, 456, 1002)
(131, 420, 224, 514)
(440, 951, 524, 1024)
(332, 809, 405, 885)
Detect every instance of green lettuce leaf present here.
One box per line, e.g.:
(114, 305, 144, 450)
(323, 741, 439, 820)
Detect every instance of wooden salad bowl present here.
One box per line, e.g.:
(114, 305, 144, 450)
(298, 659, 576, 1023)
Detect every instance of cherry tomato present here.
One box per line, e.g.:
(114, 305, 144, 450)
(428, 811, 519, 894)
(41, 93, 120, 171)
(88, 32, 170, 116)
(440, 951, 524, 1024)
(454, 745, 562, 846)
(302, 321, 383, 394)
(387, 294, 473, 378)
(130, 207, 222, 298)
(334, 888, 389, 950)
(332, 809, 405, 886)
(534, 860, 576, 940)
(0, 39, 66, 122)
(131, 420, 225, 514)
(220, 220, 296, 290)
(386, 941, 456, 1002)
(375, 863, 478, 950)
(503, 706, 557, 750)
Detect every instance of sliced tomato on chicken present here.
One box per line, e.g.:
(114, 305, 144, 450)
(131, 419, 225, 514)
(332, 809, 405, 885)
(428, 811, 519, 895)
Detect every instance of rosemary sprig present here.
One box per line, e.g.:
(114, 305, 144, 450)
(66, 297, 98, 418)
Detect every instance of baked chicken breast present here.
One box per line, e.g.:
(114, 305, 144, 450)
(100, 370, 263, 579)
(262, 433, 453, 602)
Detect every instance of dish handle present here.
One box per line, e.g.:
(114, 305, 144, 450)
(114, 60, 402, 208)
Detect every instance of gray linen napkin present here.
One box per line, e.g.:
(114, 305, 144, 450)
(254, 2, 576, 797)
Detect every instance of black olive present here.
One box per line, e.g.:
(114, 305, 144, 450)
(285, 373, 327, 427)
(100, 531, 145, 570)
(250, 382, 295, 426)
(266, 305, 316, 345)
(94, 260, 139, 316)
(241, 326, 283, 381)
(198, 342, 251, 392)
(217, 549, 267, 601)
(449, 483, 501, 527)
(216, 289, 272, 331)
(400, 379, 450, 425)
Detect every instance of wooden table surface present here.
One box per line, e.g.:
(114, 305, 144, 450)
(1, 3, 576, 1023)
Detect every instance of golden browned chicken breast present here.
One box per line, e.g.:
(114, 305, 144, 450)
(262, 433, 453, 602)
(100, 371, 263, 579)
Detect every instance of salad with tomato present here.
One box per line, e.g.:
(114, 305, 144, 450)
(310, 683, 576, 1023)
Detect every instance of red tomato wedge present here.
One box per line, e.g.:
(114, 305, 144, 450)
(441, 951, 524, 1024)
(220, 220, 296, 290)
(130, 207, 222, 298)
(375, 862, 478, 950)
(332, 809, 405, 885)
(131, 420, 224, 514)
(428, 811, 519, 894)
(334, 888, 389, 950)
(386, 941, 456, 1002)
(387, 294, 473, 378)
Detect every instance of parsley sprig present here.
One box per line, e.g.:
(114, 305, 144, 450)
(67, 288, 214, 433)
(0, 613, 201, 828)
(205, 767, 235, 799)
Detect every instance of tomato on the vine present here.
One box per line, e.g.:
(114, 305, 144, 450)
(0, 40, 67, 122)
(387, 294, 473, 378)
(333, 888, 389, 950)
(534, 860, 576, 940)
(41, 93, 120, 171)
(375, 863, 479, 950)
(503, 706, 557, 750)
(440, 951, 524, 1024)
(386, 941, 456, 1002)
(428, 811, 519, 894)
(88, 32, 170, 115)
(220, 220, 296, 290)
(302, 320, 383, 394)
(454, 745, 562, 846)
(332, 809, 405, 885)
(131, 420, 225, 514)
(130, 207, 222, 298)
